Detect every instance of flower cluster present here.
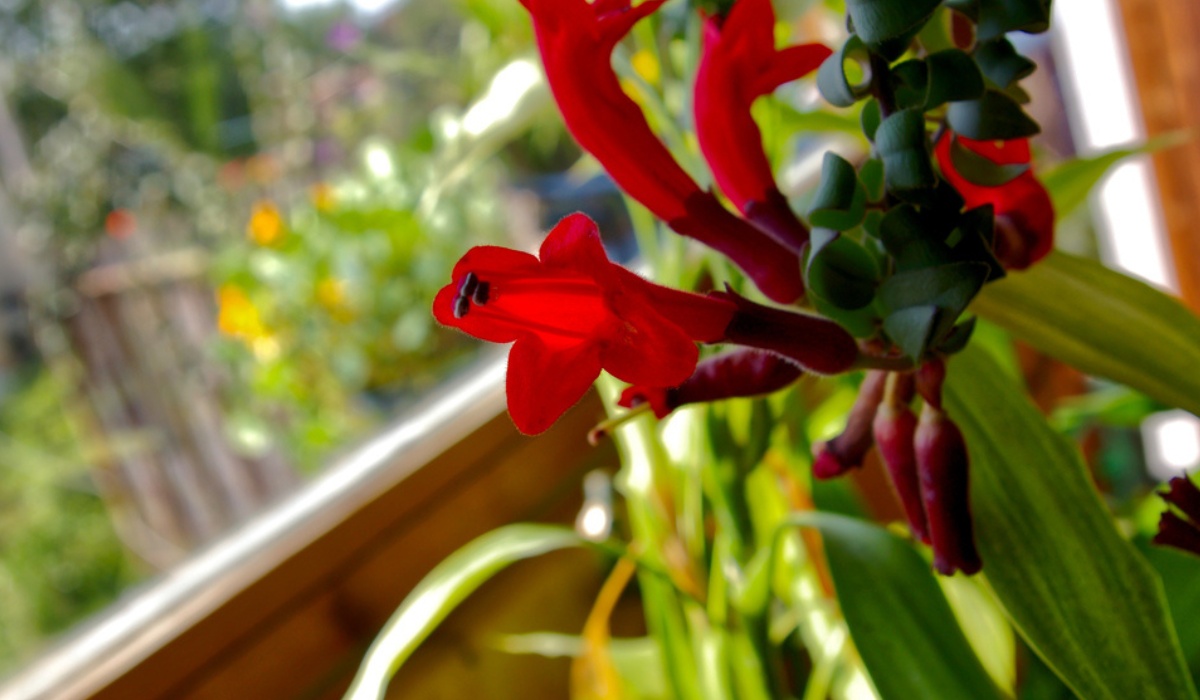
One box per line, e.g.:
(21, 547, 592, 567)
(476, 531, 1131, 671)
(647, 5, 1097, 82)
(434, 0, 1059, 576)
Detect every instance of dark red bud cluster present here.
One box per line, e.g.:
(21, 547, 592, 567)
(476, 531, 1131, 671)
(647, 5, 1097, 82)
(1153, 475, 1200, 558)
(814, 360, 982, 576)
(914, 403, 981, 575)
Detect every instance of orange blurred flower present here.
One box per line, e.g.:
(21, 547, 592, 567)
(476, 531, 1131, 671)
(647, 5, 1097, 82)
(247, 201, 285, 246)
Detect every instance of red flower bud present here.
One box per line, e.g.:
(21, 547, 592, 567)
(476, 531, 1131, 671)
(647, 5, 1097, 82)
(812, 371, 886, 479)
(915, 358, 946, 410)
(619, 349, 803, 419)
(915, 404, 981, 575)
(873, 402, 929, 543)
(1153, 475, 1200, 558)
(715, 287, 859, 376)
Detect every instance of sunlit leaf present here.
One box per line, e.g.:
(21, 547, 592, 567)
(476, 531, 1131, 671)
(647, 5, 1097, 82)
(946, 346, 1198, 700)
(972, 251, 1200, 417)
(343, 525, 584, 700)
(801, 513, 1003, 700)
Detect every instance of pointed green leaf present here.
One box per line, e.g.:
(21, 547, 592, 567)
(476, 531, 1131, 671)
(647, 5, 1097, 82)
(809, 152, 868, 231)
(949, 136, 1029, 186)
(876, 110, 937, 195)
(344, 525, 584, 700)
(817, 36, 872, 108)
(946, 346, 1198, 700)
(947, 90, 1040, 140)
(1041, 134, 1184, 219)
(972, 251, 1200, 417)
(974, 38, 1037, 89)
(806, 229, 880, 310)
(883, 305, 940, 359)
(976, 0, 1053, 42)
(925, 49, 986, 107)
(804, 513, 1004, 700)
(845, 0, 941, 49)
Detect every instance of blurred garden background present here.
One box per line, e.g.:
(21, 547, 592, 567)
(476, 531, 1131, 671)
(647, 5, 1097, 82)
(1, 0, 1199, 694)
(0, 0, 611, 674)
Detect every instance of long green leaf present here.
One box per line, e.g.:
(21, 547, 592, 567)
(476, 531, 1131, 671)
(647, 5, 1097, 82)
(972, 251, 1200, 417)
(1041, 135, 1183, 218)
(793, 513, 1003, 700)
(343, 524, 584, 700)
(947, 346, 1198, 700)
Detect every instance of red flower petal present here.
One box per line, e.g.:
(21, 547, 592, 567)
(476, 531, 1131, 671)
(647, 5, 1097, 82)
(935, 134, 1055, 270)
(507, 334, 603, 435)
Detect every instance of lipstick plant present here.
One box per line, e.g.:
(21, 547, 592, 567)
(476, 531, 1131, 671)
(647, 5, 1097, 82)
(348, 1, 1200, 698)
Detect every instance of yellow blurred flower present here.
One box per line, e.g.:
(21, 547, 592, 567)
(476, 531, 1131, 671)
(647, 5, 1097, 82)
(316, 277, 356, 322)
(247, 201, 285, 246)
(631, 48, 661, 86)
(310, 183, 336, 212)
(217, 285, 269, 341)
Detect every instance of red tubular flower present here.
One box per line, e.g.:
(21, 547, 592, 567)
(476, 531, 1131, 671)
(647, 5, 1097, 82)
(915, 403, 982, 575)
(694, 0, 830, 251)
(715, 287, 859, 376)
(873, 401, 930, 544)
(618, 349, 803, 418)
(935, 134, 1055, 270)
(1153, 475, 1200, 558)
(433, 213, 736, 435)
(519, 0, 804, 303)
(812, 371, 888, 479)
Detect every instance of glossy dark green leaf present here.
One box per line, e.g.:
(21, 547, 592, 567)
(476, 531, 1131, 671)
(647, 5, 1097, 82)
(818, 36, 871, 108)
(880, 204, 952, 270)
(947, 90, 1039, 140)
(809, 152, 868, 231)
(860, 99, 882, 141)
(805, 229, 879, 310)
(345, 525, 584, 700)
(925, 49, 986, 107)
(891, 59, 930, 111)
(859, 158, 885, 201)
(875, 110, 937, 194)
(880, 262, 989, 312)
(946, 346, 1198, 700)
(883, 305, 939, 359)
(971, 251, 1200, 417)
(845, 0, 941, 49)
(974, 38, 1036, 89)
(808, 513, 1004, 700)
(948, 135, 1029, 186)
(976, 0, 1053, 42)
(943, 0, 979, 21)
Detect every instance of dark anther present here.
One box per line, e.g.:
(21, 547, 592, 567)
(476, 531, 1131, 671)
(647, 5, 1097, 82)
(453, 295, 471, 319)
(473, 281, 490, 306)
(458, 272, 478, 298)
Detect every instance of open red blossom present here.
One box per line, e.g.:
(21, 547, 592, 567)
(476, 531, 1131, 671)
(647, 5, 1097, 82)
(935, 134, 1055, 270)
(518, 0, 804, 303)
(694, 0, 829, 251)
(433, 213, 736, 435)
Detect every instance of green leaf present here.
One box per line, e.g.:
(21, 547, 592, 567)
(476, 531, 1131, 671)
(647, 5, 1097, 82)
(845, 0, 942, 49)
(925, 49, 986, 107)
(883, 305, 940, 359)
(860, 99, 883, 141)
(880, 262, 989, 312)
(976, 0, 1053, 42)
(946, 346, 1198, 700)
(973, 38, 1037, 89)
(875, 110, 937, 195)
(809, 153, 868, 230)
(344, 525, 584, 700)
(802, 513, 1004, 700)
(859, 158, 886, 201)
(946, 90, 1040, 140)
(971, 251, 1200, 417)
(805, 229, 880, 310)
(1040, 134, 1184, 219)
(817, 36, 872, 108)
(948, 135, 1029, 186)
(891, 60, 930, 111)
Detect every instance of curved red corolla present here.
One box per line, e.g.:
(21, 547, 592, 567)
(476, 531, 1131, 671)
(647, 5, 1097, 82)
(935, 134, 1055, 270)
(694, 0, 830, 251)
(433, 213, 736, 435)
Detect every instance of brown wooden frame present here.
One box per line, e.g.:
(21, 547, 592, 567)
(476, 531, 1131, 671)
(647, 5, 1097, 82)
(2, 358, 615, 699)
